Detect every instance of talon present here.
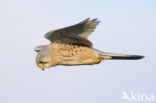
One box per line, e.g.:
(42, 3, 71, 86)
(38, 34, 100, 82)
(94, 58, 101, 64)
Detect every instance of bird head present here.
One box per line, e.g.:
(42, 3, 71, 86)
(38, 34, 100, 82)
(35, 46, 52, 70)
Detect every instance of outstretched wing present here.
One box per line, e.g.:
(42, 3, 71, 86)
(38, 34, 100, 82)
(44, 18, 100, 47)
(45, 18, 100, 39)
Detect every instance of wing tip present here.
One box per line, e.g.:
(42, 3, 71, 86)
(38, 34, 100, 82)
(81, 18, 100, 24)
(90, 18, 100, 23)
(80, 18, 90, 24)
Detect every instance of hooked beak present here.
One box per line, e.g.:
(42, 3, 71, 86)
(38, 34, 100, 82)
(38, 63, 45, 70)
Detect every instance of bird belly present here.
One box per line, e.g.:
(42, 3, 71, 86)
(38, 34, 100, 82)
(52, 44, 99, 65)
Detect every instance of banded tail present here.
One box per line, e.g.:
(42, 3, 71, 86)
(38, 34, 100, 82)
(98, 52, 144, 60)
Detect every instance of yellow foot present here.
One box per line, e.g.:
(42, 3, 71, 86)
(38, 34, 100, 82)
(94, 58, 101, 64)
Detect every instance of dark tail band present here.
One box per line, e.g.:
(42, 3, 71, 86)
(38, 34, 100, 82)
(111, 55, 144, 60)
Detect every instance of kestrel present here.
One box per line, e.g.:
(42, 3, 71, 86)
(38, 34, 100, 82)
(34, 18, 144, 70)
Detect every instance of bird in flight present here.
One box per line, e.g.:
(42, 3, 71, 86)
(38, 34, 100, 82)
(34, 18, 144, 70)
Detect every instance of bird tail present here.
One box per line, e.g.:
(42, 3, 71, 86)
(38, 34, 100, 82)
(98, 52, 144, 60)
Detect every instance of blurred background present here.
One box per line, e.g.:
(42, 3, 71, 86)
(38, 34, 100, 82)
(0, 0, 155, 103)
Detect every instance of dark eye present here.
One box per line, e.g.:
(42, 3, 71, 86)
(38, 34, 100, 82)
(39, 61, 43, 63)
(39, 60, 48, 64)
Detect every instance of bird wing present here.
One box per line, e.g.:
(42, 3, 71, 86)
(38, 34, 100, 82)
(47, 34, 92, 47)
(44, 18, 100, 47)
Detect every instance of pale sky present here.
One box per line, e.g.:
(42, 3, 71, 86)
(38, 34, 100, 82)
(0, 0, 155, 103)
